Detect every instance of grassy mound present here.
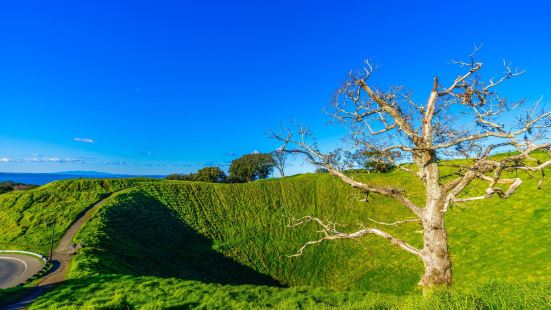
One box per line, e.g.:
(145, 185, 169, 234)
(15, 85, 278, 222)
(71, 188, 279, 286)
(69, 174, 425, 293)
(0, 158, 549, 308)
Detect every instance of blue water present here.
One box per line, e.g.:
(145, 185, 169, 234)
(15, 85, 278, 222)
(0, 173, 165, 185)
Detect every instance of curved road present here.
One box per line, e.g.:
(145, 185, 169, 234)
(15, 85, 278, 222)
(0, 254, 44, 289)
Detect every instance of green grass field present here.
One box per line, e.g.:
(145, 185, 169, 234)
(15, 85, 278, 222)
(1, 160, 550, 309)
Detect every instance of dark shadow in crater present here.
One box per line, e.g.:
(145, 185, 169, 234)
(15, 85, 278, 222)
(86, 191, 282, 287)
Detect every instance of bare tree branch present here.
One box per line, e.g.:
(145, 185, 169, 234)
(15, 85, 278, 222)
(356, 79, 421, 143)
(484, 60, 526, 91)
(273, 129, 423, 217)
(438, 62, 482, 96)
(451, 177, 523, 204)
(432, 110, 551, 150)
(287, 216, 421, 257)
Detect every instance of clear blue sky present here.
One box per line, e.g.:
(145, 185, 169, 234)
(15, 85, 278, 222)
(1, 1, 550, 175)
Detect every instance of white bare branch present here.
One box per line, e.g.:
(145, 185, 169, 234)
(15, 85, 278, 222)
(274, 129, 423, 217)
(484, 60, 526, 91)
(438, 62, 482, 96)
(452, 177, 523, 204)
(287, 216, 421, 257)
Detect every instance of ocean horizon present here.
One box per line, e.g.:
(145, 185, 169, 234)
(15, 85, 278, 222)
(0, 172, 166, 185)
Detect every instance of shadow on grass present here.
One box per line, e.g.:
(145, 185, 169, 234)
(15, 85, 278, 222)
(79, 191, 282, 287)
(0, 286, 34, 307)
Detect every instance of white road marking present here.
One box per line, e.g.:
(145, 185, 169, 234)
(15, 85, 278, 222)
(0, 257, 29, 280)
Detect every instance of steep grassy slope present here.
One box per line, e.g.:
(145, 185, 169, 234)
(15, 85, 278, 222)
(31, 170, 551, 309)
(146, 174, 425, 293)
(69, 174, 425, 294)
(67, 168, 551, 293)
(70, 188, 279, 286)
(0, 178, 150, 254)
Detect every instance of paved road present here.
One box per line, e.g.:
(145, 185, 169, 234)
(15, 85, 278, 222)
(0, 254, 44, 289)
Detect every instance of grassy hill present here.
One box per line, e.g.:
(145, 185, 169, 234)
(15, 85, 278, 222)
(66, 176, 421, 292)
(1, 161, 550, 308)
(0, 178, 149, 253)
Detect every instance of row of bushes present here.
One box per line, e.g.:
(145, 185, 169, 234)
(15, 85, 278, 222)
(168, 151, 396, 184)
(167, 153, 276, 183)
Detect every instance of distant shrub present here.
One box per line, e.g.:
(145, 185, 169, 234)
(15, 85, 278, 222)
(0, 185, 11, 195)
(353, 151, 397, 173)
(229, 153, 275, 182)
(363, 161, 395, 173)
(0, 181, 37, 194)
(166, 173, 195, 181)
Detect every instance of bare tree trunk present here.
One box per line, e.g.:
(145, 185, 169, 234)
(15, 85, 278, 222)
(419, 200, 452, 287)
(417, 150, 452, 288)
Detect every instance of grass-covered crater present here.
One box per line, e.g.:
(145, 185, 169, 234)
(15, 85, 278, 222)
(1, 164, 550, 308)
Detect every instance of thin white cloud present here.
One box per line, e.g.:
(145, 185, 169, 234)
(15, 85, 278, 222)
(100, 161, 126, 166)
(171, 163, 195, 167)
(73, 137, 96, 143)
(25, 156, 84, 163)
(1, 155, 93, 164)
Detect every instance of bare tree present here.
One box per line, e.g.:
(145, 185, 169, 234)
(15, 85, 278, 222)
(273, 149, 287, 177)
(327, 148, 355, 171)
(275, 47, 551, 289)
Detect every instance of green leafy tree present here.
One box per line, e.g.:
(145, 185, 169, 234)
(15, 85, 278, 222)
(229, 153, 275, 182)
(195, 167, 227, 183)
(167, 167, 226, 183)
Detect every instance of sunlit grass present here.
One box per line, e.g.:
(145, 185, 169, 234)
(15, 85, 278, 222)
(1, 154, 550, 308)
(30, 277, 551, 309)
